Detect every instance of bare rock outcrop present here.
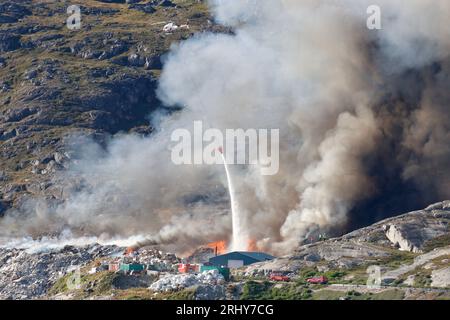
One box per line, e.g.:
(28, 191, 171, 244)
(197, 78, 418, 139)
(384, 224, 422, 253)
(431, 267, 450, 288)
(381, 202, 450, 252)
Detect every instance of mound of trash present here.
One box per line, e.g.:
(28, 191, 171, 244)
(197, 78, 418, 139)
(0, 244, 120, 299)
(132, 248, 180, 271)
(149, 270, 225, 292)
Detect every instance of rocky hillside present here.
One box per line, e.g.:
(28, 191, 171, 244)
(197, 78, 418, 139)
(0, 1, 449, 301)
(243, 201, 450, 293)
(0, 0, 219, 215)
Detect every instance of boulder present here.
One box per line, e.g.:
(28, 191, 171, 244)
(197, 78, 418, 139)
(385, 224, 421, 253)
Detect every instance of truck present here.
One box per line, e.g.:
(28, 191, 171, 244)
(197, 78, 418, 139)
(306, 276, 328, 284)
(269, 272, 291, 282)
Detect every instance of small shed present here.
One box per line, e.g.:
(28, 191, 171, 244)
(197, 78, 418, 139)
(108, 263, 120, 272)
(209, 251, 275, 268)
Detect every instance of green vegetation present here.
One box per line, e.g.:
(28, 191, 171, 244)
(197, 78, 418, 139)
(74, 271, 119, 299)
(297, 266, 318, 281)
(367, 230, 388, 243)
(48, 269, 198, 300)
(312, 289, 405, 300)
(241, 281, 312, 300)
(312, 290, 347, 300)
(294, 247, 418, 287)
(115, 288, 196, 300)
(375, 250, 417, 269)
(47, 273, 73, 296)
(423, 234, 450, 252)
(414, 272, 433, 288)
(112, 288, 155, 300)
(323, 270, 347, 282)
(372, 289, 405, 300)
(396, 255, 449, 288)
(296, 265, 369, 285)
(154, 288, 196, 300)
(47, 270, 119, 298)
(240, 278, 408, 300)
(241, 281, 273, 300)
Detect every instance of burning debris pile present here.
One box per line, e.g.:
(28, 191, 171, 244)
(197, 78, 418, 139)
(186, 247, 216, 264)
(186, 241, 228, 264)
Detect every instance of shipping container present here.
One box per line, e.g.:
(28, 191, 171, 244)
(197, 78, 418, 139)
(120, 263, 146, 272)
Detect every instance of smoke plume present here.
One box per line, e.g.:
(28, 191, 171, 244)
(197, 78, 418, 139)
(1, 0, 450, 255)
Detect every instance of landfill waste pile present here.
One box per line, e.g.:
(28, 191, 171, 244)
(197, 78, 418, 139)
(135, 248, 180, 271)
(0, 203, 448, 300)
(0, 244, 120, 299)
(186, 247, 216, 264)
(149, 269, 225, 292)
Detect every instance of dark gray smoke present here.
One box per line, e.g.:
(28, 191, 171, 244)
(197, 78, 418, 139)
(1, 0, 450, 255)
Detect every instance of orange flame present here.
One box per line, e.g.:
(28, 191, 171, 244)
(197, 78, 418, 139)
(247, 239, 259, 251)
(207, 241, 227, 255)
(125, 246, 137, 255)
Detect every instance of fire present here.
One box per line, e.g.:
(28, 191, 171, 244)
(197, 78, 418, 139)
(207, 240, 227, 255)
(205, 239, 258, 254)
(124, 246, 137, 255)
(247, 239, 259, 251)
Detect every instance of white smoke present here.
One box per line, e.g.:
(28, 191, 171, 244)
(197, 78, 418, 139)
(0, 230, 147, 254)
(1, 0, 450, 255)
(159, 0, 450, 253)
